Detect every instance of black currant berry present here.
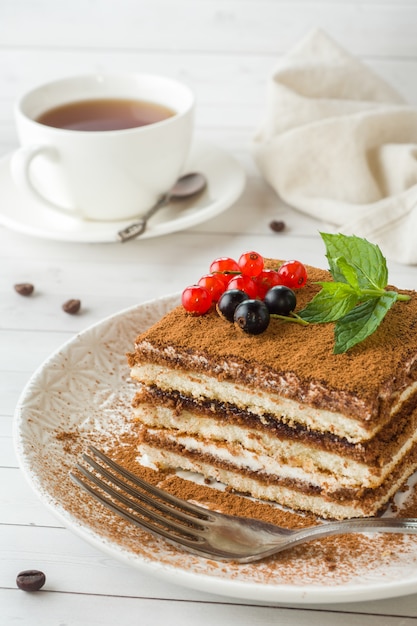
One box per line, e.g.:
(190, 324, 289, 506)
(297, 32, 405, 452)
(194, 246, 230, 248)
(217, 289, 249, 322)
(234, 299, 270, 335)
(264, 285, 297, 316)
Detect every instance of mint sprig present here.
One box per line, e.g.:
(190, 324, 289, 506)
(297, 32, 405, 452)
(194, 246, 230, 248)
(298, 233, 410, 353)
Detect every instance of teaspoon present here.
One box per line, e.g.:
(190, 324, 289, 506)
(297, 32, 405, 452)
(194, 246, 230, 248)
(117, 172, 207, 242)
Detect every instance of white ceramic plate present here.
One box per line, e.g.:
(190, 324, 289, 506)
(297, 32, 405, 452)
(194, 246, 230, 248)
(0, 140, 245, 242)
(13, 296, 417, 605)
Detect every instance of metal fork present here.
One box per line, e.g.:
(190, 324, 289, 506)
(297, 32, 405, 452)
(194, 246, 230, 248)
(70, 445, 417, 563)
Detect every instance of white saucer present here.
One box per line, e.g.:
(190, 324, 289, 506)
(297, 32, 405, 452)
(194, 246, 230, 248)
(0, 140, 245, 243)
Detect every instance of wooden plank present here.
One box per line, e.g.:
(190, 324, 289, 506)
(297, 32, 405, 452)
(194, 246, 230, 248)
(0, 467, 60, 525)
(0, 330, 75, 371)
(0, 524, 224, 601)
(0, 52, 416, 124)
(2, 1, 417, 58)
(0, 373, 30, 415)
(2, 585, 417, 625)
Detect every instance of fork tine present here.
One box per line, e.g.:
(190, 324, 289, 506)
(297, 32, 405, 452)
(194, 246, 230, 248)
(88, 445, 212, 520)
(70, 462, 207, 550)
(78, 451, 207, 530)
(70, 446, 417, 564)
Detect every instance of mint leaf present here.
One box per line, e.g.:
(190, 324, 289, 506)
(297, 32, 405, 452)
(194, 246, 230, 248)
(320, 232, 388, 290)
(299, 282, 359, 323)
(334, 256, 361, 291)
(333, 291, 398, 354)
(296, 233, 410, 352)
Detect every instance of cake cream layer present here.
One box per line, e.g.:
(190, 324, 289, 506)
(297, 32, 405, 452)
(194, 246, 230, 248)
(127, 260, 417, 520)
(128, 264, 417, 434)
(133, 400, 417, 489)
(138, 439, 417, 520)
(130, 364, 417, 444)
(133, 386, 417, 466)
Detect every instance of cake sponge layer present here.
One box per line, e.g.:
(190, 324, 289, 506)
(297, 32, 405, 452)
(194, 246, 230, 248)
(127, 260, 417, 520)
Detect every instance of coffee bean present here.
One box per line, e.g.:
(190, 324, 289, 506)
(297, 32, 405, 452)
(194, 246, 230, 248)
(16, 569, 46, 591)
(62, 298, 81, 314)
(269, 220, 286, 233)
(14, 283, 34, 296)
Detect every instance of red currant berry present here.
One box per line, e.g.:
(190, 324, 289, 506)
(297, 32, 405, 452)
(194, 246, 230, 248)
(254, 269, 282, 299)
(211, 273, 231, 288)
(198, 274, 226, 302)
(209, 256, 240, 280)
(227, 275, 258, 299)
(277, 260, 308, 289)
(238, 251, 264, 277)
(181, 285, 212, 315)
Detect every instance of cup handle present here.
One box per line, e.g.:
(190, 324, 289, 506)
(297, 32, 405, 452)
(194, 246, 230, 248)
(10, 145, 82, 218)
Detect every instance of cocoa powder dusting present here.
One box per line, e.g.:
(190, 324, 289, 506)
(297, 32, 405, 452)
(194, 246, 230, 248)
(34, 277, 417, 591)
(130, 262, 417, 422)
(51, 421, 417, 586)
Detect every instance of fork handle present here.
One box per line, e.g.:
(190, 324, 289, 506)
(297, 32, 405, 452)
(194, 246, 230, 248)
(289, 517, 417, 547)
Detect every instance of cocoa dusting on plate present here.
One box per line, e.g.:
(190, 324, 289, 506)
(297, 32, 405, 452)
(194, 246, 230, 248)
(49, 412, 417, 587)
(19, 295, 417, 595)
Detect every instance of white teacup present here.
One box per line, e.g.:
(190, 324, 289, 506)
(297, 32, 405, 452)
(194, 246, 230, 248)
(10, 73, 195, 221)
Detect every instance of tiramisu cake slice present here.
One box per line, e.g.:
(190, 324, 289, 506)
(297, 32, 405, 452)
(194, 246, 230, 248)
(127, 247, 417, 520)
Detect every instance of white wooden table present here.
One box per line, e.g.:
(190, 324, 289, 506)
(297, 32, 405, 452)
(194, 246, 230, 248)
(2, 1, 417, 623)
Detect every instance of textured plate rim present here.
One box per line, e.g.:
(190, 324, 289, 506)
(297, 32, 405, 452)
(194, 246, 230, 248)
(12, 295, 417, 605)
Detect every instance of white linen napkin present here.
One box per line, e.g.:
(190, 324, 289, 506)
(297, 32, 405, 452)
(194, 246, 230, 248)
(253, 30, 417, 265)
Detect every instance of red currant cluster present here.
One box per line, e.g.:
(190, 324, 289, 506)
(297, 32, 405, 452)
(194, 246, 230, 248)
(181, 251, 307, 315)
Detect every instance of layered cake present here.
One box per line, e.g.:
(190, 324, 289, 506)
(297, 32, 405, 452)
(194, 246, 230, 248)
(127, 258, 417, 520)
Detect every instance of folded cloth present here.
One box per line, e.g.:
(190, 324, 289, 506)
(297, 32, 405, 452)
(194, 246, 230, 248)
(253, 29, 417, 265)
